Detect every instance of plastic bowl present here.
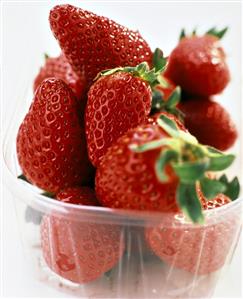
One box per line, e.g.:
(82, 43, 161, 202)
(2, 3, 242, 298)
(3, 107, 243, 298)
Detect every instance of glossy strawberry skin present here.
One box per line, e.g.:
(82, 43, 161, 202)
(145, 193, 239, 275)
(41, 187, 124, 284)
(95, 124, 181, 212)
(33, 54, 86, 99)
(85, 72, 152, 167)
(165, 35, 230, 96)
(179, 99, 238, 151)
(17, 78, 93, 193)
(49, 4, 152, 87)
(57, 186, 99, 206)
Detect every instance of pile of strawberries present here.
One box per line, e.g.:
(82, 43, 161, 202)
(16, 4, 240, 284)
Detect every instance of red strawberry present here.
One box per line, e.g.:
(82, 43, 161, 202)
(33, 54, 86, 99)
(56, 186, 99, 206)
(179, 98, 238, 151)
(145, 192, 240, 275)
(17, 78, 94, 193)
(49, 4, 152, 87)
(85, 63, 154, 167)
(41, 187, 124, 284)
(165, 28, 230, 96)
(95, 114, 235, 223)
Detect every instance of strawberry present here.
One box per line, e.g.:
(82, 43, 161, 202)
(33, 54, 86, 99)
(17, 78, 94, 193)
(95, 114, 236, 223)
(49, 4, 152, 88)
(145, 189, 240, 275)
(179, 98, 238, 151)
(164, 28, 230, 96)
(56, 186, 99, 206)
(85, 63, 156, 167)
(41, 187, 124, 284)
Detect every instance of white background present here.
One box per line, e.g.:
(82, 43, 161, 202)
(1, 1, 242, 298)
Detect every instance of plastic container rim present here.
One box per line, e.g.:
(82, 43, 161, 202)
(3, 130, 243, 227)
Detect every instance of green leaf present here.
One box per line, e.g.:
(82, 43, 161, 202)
(137, 62, 149, 74)
(179, 28, 186, 40)
(206, 26, 228, 39)
(218, 174, 228, 185)
(155, 149, 178, 182)
(200, 177, 226, 200)
(18, 174, 54, 198)
(219, 175, 240, 201)
(44, 53, 49, 60)
(142, 69, 158, 85)
(207, 154, 235, 171)
(152, 48, 167, 72)
(192, 28, 197, 36)
(158, 115, 197, 144)
(157, 74, 171, 88)
(166, 86, 181, 109)
(151, 86, 184, 119)
(172, 160, 209, 184)
(158, 114, 179, 131)
(206, 146, 223, 155)
(206, 26, 216, 35)
(104, 268, 113, 280)
(176, 183, 204, 224)
(157, 114, 198, 144)
(129, 137, 180, 153)
(41, 191, 55, 198)
(151, 91, 167, 115)
(98, 62, 155, 85)
(18, 174, 30, 183)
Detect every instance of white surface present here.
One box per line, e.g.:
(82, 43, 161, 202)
(1, 1, 242, 298)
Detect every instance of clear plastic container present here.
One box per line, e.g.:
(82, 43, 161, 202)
(2, 3, 242, 297)
(3, 108, 243, 298)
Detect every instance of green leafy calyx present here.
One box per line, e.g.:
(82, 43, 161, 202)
(206, 27, 228, 39)
(179, 26, 228, 40)
(44, 53, 50, 60)
(218, 175, 240, 200)
(152, 48, 167, 72)
(131, 114, 238, 224)
(97, 59, 166, 88)
(151, 86, 184, 121)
